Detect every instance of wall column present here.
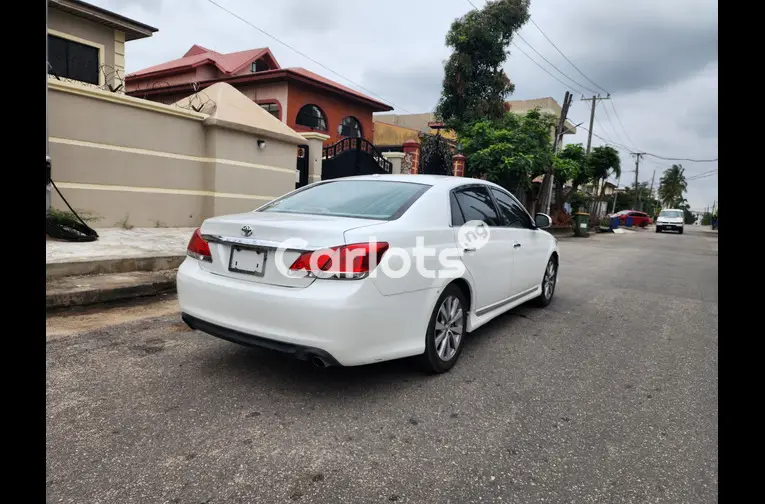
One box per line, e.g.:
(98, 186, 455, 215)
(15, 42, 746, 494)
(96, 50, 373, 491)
(452, 154, 466, 177)
(300, 132, 330, 183)
(402, 139, 421, 174)
(382, 152, 406, 174)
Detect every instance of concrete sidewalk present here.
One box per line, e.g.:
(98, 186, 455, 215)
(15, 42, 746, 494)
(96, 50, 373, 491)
(46, 228, 193, 309)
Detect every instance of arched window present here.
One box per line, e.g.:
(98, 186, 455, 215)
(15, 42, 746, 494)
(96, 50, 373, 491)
(338, 116, 363, 138)
(296, 104, 327, 131)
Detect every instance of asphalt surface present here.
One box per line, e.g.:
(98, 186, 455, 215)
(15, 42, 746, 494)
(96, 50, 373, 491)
(46, 226, 718, 504)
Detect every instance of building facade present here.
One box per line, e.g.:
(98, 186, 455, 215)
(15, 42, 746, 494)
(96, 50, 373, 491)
(47, 0, 157, 92)
(125, 46, 393, 145)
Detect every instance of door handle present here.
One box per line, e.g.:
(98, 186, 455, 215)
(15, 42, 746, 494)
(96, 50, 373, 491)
(463, 247, 477, 253)
(513, 243, 522, 249)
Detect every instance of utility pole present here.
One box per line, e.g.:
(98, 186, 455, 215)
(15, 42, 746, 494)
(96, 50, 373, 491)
(580, 94, 611, 156)
(541, 91, 573, 215)
(611, 174, 620, 214)
(631, 152, 645, 210)
(648, 169, 656, 214)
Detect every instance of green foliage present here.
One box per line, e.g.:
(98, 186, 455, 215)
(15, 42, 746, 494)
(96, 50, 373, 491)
(459, 108, 556, 191)
(658, 164, 688, 207)
(436, 0, 531, 130)
(568, 190, 588, 212)
(419, 134, 453, 175)
(701, 212, 714, 225)
(587, 146, 621, 181)
(613, 182, 659, 216)
(554, 143, 586, 184)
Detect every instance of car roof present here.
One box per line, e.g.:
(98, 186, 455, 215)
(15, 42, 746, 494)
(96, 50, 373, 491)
(661, 208, 683, 212)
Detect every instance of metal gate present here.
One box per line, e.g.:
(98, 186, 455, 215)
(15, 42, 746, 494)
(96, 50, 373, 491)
(321, 138, 392, 180)
(295, 144, 309, 189)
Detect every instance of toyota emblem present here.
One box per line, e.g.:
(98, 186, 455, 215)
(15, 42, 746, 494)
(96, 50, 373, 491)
(241, 225, 252, 237)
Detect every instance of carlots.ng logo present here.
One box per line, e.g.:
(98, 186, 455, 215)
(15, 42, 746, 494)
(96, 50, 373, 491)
(272, 220, 492, 279)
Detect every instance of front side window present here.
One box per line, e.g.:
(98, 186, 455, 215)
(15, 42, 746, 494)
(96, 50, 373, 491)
(48, 34, 99, 85)
(259, 180, 430, 220)
(296, 104, 328, 131)
(490, 188, 532, 228)
(453, 186, 502, 227)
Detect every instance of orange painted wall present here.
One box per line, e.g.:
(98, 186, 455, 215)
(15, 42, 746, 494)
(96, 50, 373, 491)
(286, 81, 376, 145)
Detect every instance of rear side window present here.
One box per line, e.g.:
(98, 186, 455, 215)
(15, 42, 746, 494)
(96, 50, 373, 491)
(453, 186, 502, 226)
(450, 192, 465, 226)
(259, 180, 430, 220)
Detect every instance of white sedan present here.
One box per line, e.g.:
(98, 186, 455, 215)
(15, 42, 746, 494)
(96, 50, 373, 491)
(177, 175, 560, 373)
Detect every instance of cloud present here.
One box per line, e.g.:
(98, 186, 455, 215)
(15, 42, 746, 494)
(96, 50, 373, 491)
(82, 0, 717, 209)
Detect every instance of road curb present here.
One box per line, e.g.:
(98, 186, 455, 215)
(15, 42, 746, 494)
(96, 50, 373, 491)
(46, 255, 185, 280)
(46, 270, 177, 310)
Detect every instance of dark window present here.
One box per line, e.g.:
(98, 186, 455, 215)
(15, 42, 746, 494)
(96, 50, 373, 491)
(490, 188, 532, 228)
(450, 192, 465, 226)
(338, 116, 363, 138)
(251, 59, 269, 72)
(296, 104, 327, 131)
(47, 34, 99, 85)
(453, 186, 502, 226)
(259, 102, 280, 119)
(260, 180, 430, 220)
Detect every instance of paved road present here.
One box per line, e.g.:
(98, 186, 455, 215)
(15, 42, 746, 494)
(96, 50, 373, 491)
(47, 227, 718, 504)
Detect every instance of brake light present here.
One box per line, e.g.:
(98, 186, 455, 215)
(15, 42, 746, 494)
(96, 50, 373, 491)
(187, 228, 212, 262)
(289, 242, 389, 279)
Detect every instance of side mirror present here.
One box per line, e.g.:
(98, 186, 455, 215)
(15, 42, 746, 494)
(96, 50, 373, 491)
(534, 213, 552, 229)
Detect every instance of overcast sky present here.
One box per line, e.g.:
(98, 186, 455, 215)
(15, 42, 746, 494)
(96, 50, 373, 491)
(95, 0, 718, 211)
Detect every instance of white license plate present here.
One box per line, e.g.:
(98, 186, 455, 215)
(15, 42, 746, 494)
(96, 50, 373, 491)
(228, 247, 266, 276)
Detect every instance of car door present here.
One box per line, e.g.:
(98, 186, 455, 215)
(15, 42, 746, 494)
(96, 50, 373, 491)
(489, 187, 549, 294)
(451, 185, 513, 312)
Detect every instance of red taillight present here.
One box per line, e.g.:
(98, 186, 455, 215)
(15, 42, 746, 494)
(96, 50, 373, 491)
(187, 228, 212, 262)
(289, 242, 389, 279)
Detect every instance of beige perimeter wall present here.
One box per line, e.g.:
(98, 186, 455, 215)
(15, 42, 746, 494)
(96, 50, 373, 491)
(49, 79, 299, 227)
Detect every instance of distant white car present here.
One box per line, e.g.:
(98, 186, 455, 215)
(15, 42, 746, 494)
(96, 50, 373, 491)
(177, 175, 560, 373)
(655, 209, 685, 234)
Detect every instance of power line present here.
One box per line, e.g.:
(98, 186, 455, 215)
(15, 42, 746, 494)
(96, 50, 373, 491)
(608, 101, 636, 148)
(600, 101, 627, 146)
(573, 123, 719, 163)
(203, 0, 409, 112)
(466, 0, 479, 8)
(510, 41, 585, 94)
(527, 18, 610, 95)
(515, 33, 600, 95)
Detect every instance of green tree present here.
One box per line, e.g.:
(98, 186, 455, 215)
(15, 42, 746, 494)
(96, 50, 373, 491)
(614, 182, 659, 216)
(587, 146, 621, 213)
(551, 143, 586, 212)
(459, 108, 556, 193)
(436, 0, 530, 130)
(419, 133, 453, 175)
(657, 164, 688, 207)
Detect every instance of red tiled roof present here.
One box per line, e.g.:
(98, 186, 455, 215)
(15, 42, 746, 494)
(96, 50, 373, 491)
(126, 46, 393, 111)
(287, 67, 385, 108)
(126, 45, 279, 78)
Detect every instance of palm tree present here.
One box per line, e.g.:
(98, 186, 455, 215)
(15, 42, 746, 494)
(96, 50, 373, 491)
(658, 164, 688, 208)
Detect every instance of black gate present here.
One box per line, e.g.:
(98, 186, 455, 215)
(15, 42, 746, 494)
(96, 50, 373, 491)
(321, 138, 392, 180)
(295, 144, 309, 189)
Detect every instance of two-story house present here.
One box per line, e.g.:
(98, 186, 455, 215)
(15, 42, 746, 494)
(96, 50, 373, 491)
(47, 0, 157, 92)
(125, 46, 393, 145)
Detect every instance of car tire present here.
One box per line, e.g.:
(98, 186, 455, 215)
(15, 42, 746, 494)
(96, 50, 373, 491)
(420, 284, 467, 374)
(656, 227, 662, 233)
(533, 256, 558, 308)
(678, 228, 683, 234)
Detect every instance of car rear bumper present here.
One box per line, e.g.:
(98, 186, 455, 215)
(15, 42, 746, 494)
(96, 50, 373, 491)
(176, 258, 436, 366)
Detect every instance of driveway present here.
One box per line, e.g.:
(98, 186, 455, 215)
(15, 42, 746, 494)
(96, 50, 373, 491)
(46, 227, 718, 503)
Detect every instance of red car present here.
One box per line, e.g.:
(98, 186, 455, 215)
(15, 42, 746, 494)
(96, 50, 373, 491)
(611, 210, 652, 227)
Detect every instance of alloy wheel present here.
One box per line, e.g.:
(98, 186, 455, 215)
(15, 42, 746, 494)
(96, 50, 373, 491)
(434, 295, 463, 361)
(543, 261, 557, 300)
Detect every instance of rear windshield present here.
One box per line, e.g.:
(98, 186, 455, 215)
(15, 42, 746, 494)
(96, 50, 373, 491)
(659, 210, 683, 218)
(259, 180, 431, 220)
